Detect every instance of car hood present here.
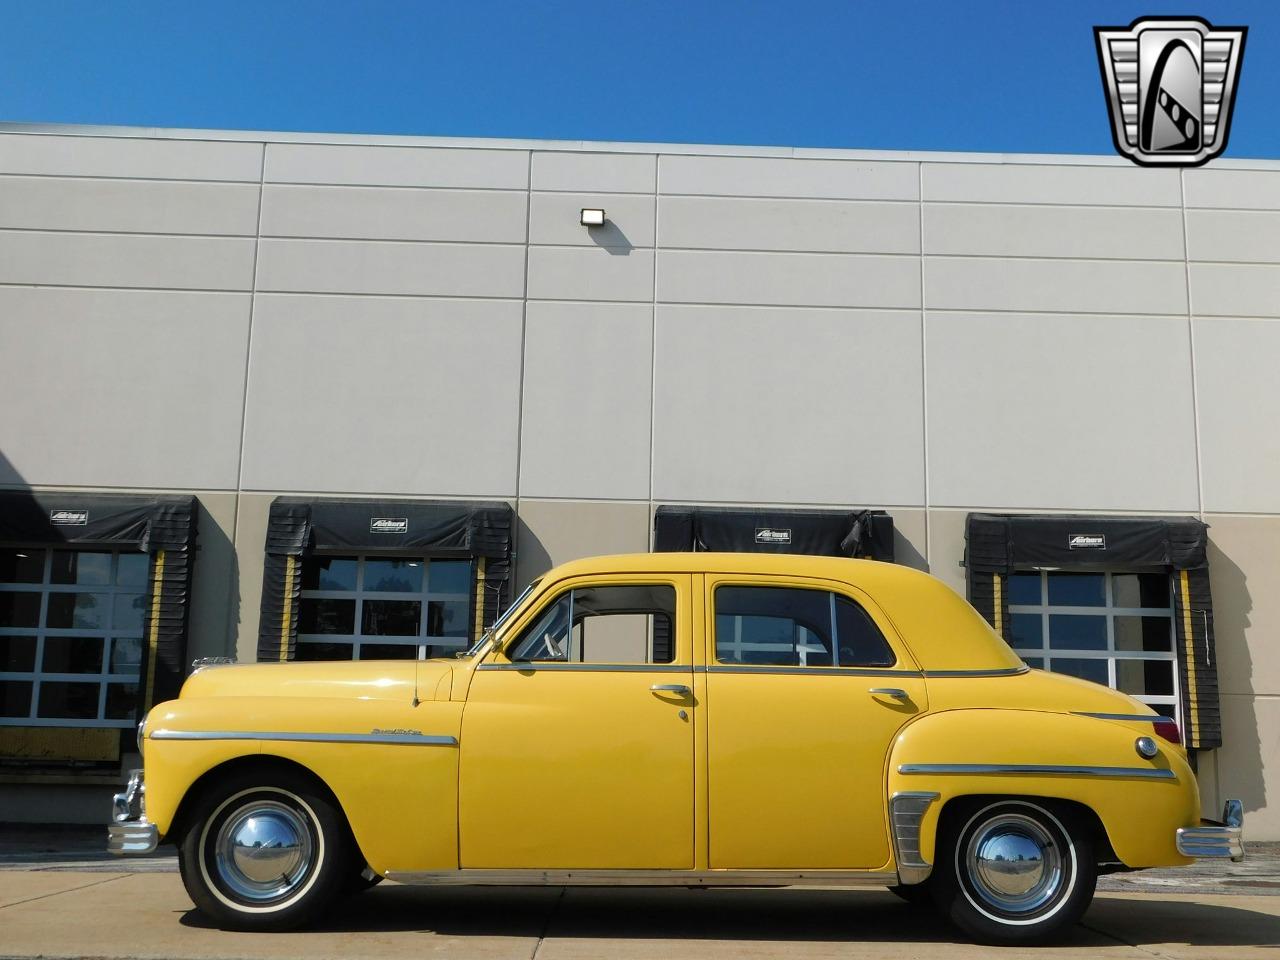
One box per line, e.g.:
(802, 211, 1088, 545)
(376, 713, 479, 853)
(179, 659, 456, 703)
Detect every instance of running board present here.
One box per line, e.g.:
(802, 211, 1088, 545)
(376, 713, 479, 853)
(385, 869, 899, 887)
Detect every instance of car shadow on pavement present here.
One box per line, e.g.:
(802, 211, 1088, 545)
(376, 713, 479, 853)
(178, 886, 1280, 947)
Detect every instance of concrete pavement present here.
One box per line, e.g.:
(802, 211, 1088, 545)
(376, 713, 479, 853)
(0, 871, 1277, 960)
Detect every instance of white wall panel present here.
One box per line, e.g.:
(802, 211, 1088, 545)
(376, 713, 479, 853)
(529, 192, 655, 247)
(924, 203, 1185, 260)
(652, 305, 925, 504)
(661, 155, 918, 200)
(265, 143, 527, 189)
(922, 162, 1180, 206)
(661, 196, 919, 254)
(0, 287, 249, 488)
(0, 231, 255, 290)
(240, 295, 523, 496)
(1189, 263, 1280, 317)
(925, 257, 1187, 314)
(519, 302, 653, 499)
(531, 152, 655, 193)
(1186, 210, 1280, 264)
(1184, 168, 1280, 210)
(0, 133, 262, 181)
(926, 311, 1199, 510)
(527, 245, 654, 302)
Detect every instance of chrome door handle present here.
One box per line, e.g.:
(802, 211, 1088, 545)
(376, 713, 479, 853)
(869, 687, 909, 701)
(650, 684, 691, 696)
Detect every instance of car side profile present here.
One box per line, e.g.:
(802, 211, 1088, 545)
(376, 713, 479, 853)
(109, 553, 1243, 945)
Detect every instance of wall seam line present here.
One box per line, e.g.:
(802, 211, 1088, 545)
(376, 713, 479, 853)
(648, 156, 660, 547)
(918, 162, 930, 566)
(1180, 168, 1206, 520)
(511, 150, 534, 590)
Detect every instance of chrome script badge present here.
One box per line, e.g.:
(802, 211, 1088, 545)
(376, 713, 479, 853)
(1095, 16, 1246, 167)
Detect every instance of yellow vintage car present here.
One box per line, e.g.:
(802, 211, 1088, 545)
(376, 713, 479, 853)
(108, 554, 1243, 944)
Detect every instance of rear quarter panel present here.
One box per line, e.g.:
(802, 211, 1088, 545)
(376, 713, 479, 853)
(889, 706, 1199, 868)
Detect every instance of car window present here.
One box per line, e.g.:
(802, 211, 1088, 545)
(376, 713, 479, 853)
(508, 584, 677, 665)
(714, 585, 895, 668)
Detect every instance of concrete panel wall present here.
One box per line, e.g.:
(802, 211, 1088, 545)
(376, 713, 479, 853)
(4, 128, 1280, 836)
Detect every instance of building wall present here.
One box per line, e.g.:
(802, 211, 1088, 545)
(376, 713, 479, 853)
(0, 127, 1277, 837)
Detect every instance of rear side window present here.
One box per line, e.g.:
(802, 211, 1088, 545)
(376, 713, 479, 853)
(714, 586, 895, 668)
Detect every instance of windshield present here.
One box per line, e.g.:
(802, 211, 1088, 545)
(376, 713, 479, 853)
(459, 578, 541, 658)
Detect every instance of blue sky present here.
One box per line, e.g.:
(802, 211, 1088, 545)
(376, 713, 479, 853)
(2, 1, 1276, 158)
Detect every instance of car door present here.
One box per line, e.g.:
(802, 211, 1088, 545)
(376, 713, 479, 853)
(705, 574, 927, 870)
(458, 574, 694, 869)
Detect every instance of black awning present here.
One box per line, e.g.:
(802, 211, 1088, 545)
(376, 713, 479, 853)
(0, 491, 196, 552)
(264, 496, 512, 558)
(654, 505, 895, 562)
(966, 513, 1208, 573)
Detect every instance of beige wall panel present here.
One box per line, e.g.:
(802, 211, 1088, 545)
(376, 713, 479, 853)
(888, 508, 928, 572)
(529, 192, 655, 248)
(0, 231, 255, 290)
(1205, 514, 1280, 698)
(1186, 209, 1280, 264)
(264, 143, 528, 189)
(255, 238, 526, 297)
(660, 155, 918, 200)
(531, 151, 656, 193)
(924, 203, 1185, 260)
(660, 196, 919, 254)
(515, 500, 651, 589)
(527, 245, 654, 302)
(230, 492, 274, 662)
(925, 509, 969, 599)
(926, 313, 1199, 511)
(260, 184, 527, 243)
(0, 133, 262, 181)
(1214, 693, 1279, 840)
(652, 305, 924, 504)
(239, 295, 523, 496)
(1189, 262, 1280, 318)
(1194, 318, 1280, 513)
(658, 250, 920, 308)
(1184, 168, 1280, 210)
(188, 493, 238, 663)
(519, 302, 653, 500)
(925, 257, 1187, 314)
(0, 176, 260, 235)
(0, 287, 249, 489)
(921, 162, 1180, 206)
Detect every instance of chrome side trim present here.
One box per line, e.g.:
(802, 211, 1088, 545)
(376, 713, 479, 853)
(149, 729, 458, 746)
(1176, 799, 1245, 862)
(921, 666, 1030, 678)
(385, 868, 899, 887)
(898, 763, 1176, 781)
(890, 791, 940, 885)
(704, 665, 921, 678)
(1073, 712, 1164, 722)
(478, 662, 690, 674)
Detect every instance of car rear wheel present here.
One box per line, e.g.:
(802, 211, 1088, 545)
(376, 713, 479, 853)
(177, 767, 350, 931)
(931, 799, 1096, 945)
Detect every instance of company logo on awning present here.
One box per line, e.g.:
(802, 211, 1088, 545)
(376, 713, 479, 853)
(370, 518, 408, 534)
(755, 527, 792, 545)
(49, 509, 88, 526)
(1069, 534, 1106, 550)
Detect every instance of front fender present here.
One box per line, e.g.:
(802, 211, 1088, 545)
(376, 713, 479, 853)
(888, 709, 1199, 869)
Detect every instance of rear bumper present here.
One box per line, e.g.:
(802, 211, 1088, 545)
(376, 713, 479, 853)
(106, 767, 159, 856)
(1176, 799, 1244, 861)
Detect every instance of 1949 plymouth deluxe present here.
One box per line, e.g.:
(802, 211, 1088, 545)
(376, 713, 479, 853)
(108, 553, 1243, 944)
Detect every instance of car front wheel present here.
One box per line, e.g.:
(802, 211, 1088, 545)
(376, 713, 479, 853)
(931, 799, 1097, 945)
(177, 767, 350, 931)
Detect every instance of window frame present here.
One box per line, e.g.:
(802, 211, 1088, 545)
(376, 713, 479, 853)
(0, 547, 149, 728)
(1007, 569, 1181, 722)
(507, 582, 679, 666)
(296, 553, 475, 660)
(709, 579, 899, 670)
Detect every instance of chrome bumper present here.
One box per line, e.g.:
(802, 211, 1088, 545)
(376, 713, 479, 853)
(1176, 798, 1245, 861)
(107, 768, 158, 856)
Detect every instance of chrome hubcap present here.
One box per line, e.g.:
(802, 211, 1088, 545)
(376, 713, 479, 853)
(964, 813, 1063, 914)
(213, 799, 314, 903)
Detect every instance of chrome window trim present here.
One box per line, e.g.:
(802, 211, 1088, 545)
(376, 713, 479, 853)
(149, 729, 458, 746)
(385, 868, 900, 887)
(1072, 712, 1165, 722)
(921, 666, 1029, 678)
(479, 662, 690, 674)
(898, 762, 1175, 781)
(704, 664, 922, 678)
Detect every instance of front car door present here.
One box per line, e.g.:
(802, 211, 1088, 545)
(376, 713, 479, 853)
(704, 574, 927, 869)
(458, 573, 694, 869)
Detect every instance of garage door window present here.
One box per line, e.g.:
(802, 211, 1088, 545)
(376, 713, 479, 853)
(1008, 571, 1180, 721)
(0, 547, 149, 727)
(296, 555, 473, 660)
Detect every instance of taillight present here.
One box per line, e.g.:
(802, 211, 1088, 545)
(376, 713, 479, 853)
(1153, 716, 1181, 745)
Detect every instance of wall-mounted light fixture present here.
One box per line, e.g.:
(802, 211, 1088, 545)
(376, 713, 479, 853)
(580, 208, 606, 227)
